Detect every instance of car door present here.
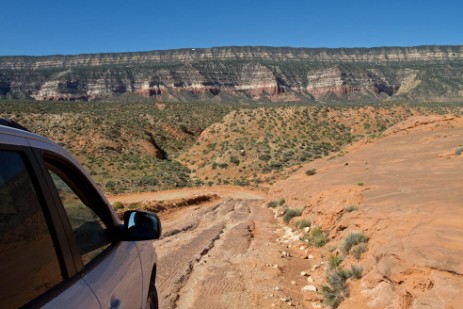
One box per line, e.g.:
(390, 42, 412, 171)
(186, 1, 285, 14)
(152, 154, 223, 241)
(0, 145, 100, 308)
(39, 151, 144, 309)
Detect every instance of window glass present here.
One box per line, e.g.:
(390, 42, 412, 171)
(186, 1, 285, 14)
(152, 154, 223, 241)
(47, 168, 111, 265)
(0, 151, 62, 308)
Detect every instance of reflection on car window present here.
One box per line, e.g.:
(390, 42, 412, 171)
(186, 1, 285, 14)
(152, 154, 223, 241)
(47, 169, 111, 266)
(0, 151, 62, 308)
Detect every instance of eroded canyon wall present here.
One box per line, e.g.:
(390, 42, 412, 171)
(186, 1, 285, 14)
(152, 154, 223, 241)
(1, 46, 462, 102)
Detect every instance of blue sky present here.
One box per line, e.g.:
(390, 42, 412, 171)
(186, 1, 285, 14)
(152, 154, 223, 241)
(1, 0, 462, 56)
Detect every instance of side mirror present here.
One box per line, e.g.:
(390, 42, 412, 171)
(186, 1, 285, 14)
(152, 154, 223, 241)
(123, 210, 162, 240)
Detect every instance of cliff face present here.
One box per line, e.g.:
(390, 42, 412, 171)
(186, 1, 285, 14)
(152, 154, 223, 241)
(1, 46, 462, 102)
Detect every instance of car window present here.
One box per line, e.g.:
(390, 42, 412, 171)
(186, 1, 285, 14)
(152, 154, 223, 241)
(0, 150, 63, 308)
(46, 167, 111, 266)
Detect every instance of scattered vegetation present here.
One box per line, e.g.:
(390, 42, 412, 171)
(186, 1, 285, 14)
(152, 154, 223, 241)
(3, 101, 463, 193)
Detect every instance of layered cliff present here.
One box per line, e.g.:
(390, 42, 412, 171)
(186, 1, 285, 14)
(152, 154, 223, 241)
(1, 46, 462, 102)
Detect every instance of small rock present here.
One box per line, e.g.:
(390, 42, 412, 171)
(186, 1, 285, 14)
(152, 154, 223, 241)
(312, 303, 322, 308)
(275, 287, 282, 291)
(300, 271, 310, 277)
(270, 293, 274, 297)
(299, 246, 305, 250)
(307, 276, 314, 283)
(291, 281, 296, 285)
(274, 264, 279, 269)
(311, 264, 319, 271)
(308, 254, 314, 259)
(304, 227, 310, 233)
(280, 296, 292, 303)
(302, 285, 317, 292)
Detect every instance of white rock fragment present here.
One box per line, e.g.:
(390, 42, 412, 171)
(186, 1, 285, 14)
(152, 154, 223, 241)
(302, 285, 317, 292)
(308, 254, 314, 259)
(312, 303, 322, 308)
(291, 281, 296, 285)
(307, 276, 314, 283)
(304, 227, 310, 233)
(300, 271, 310, 277)
(274, 264, 279, 269)
(275, 286, 282, 291)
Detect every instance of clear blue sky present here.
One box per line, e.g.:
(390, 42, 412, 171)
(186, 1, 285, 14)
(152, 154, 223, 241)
(1, 0, 462, 56)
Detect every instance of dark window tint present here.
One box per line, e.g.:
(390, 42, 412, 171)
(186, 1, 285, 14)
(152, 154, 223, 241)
(47, 168, 110, 266)
(0, 151, 62, 308)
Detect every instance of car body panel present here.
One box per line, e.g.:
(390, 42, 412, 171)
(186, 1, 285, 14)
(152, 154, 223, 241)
(81, 242, 144, 309)
(42, 279, 101, 309)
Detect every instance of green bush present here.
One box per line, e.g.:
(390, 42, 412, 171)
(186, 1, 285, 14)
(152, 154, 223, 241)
(283, 208, 302, 224)
(113, 201, 124, 210)
(305, 168, 317, 176)
(294, 219, 311, 229)
(328, 254, 343, 269)
(455, 146, 463, 156)
(267, 200, 278, 208)
(342, 232, 367, 254)
(321, 268, 351, 308)
(352, 243, 368, 259)
(345, 205, 358, 212)
(349, 264, 363, 279)
(302, 226, 328, 247)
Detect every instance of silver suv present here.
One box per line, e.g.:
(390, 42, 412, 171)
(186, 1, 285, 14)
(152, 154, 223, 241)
(0, 119, 161, 308)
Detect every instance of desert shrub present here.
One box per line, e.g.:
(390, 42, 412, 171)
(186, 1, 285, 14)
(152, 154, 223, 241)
(294, 219, 311, 229)
(128, 203, 140, 210)
(229, 156, 240, 165)
(352, 243, 368, 259)
(283, 208, 302, 224)
(278, 198, 286, 206)
(321, 268, 350, 308)
(305, 168, 317, 176)
(302, 226, 328, 247)
(345, 205, 358, 212)
(328, 254, 343, 269)
(342, 232, 368, 254)
(349, 264, 363, 279)
(267, 200, 278, 208)
(455, 146, 463, 156)
(113, 201, 124, 210)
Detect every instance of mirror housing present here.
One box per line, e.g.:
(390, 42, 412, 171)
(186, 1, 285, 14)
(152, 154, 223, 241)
(123, 210, 161, 240)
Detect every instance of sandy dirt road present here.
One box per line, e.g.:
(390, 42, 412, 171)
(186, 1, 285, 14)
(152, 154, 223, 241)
(148, 195, 312, 309)
(109, 188, 324, 309)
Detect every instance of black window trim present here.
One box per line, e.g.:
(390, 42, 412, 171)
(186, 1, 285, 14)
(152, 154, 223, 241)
(37, 149, 123, 275)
